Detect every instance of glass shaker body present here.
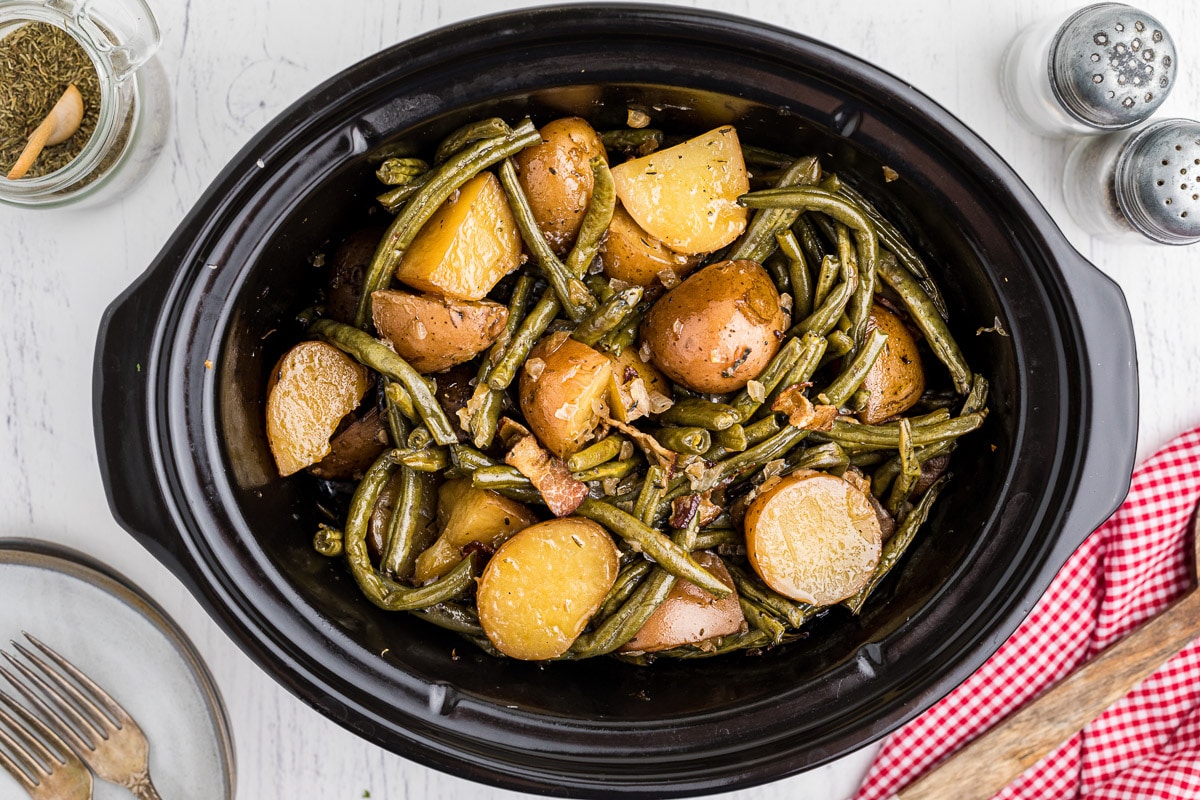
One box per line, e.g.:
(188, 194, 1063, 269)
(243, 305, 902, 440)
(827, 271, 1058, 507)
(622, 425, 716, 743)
(1001, 3, 1175, 138)
(0, 0, 168, 208)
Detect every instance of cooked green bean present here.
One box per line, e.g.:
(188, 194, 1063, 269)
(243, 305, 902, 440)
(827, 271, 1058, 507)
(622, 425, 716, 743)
(498, 159, 595, 321)
(467, 276, 534, 448)
(728, 156, 821, 263)
(376, 157, 429, 186)
(812, 254, 840, 310)
(486, 288, 560, 391)
(820, 412, 985, 450)
(729, 336, 803, 422)
(573, 457, 640, 483)
(739, 597, 787, 644)
(392, 447, 449, 472)
(713, 423, 748, 453)
(761, 331, 829, 413)
(595, 561, 654, 620)
(355, 119, 539, 326)
(567, 436, 625, 473)
(584, 273, 615, 302)
(569, 566, 676, 657)
(633, 465, 667, 525)
(794, 213, 828, 267)
(651, 426, 712, 456)
(776, 229, 813, 319)
(600, 128, 663, 155)
(726, 563, 817, 629)
(565, 157, 616, 278)
(435, 117, 512, 163)
(413, 602, 485, 637)
(885, 419, 920, 516)
(825, 330, 853, 359)
(449, 444, 498, 473)
(381, 464, 424, 576)
(818, 327, 888, 409)
(789, 279, 851, 339)
(571, 286, 643, 346)
(877, 251, 972, 394)
(741, 144, 795, 168)
(471, 465, 531, 491)
(765, 254, 791, 295)
(786, 441, 850, 473)
(656, 398, 740, 431)
(311, 319, 458, 446)
(690, 528, 741, 551)
(376, 172, 433, 213)
(640, 629, 776, 660)
(313, 524, 344, 557)
(598, 303, 646, 356)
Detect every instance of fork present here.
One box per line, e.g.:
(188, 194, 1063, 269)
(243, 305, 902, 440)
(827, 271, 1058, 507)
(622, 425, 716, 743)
(0, 634, 162, 799)
(0, 685, 93, 799)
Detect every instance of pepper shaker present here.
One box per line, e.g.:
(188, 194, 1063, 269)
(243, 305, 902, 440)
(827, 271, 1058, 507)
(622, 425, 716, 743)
(1001, 3, 1176, 138)
(1063, 118, 1200, 245)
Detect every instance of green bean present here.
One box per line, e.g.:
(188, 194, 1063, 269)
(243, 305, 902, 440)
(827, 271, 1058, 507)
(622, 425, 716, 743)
(713, 423, 747, 453)
(786, 441, 850, 473)
(595, 561, 654, 620)
(765, 254, 791, 295)
(486, 288, 560, 391)
(584, 273, 615, 302)
(726, 563, 816, 629)
(310, 320, 458, 446)
(312, 524, 344, 557)
(571, 286, 643, 346)
(812, 254, 840, 309)
(564, 157, 616, 278)
(877, 251, 972, 395)
(825, 330, 853, 359)
(355, 119, 539, 326)
(600, 128, 664, 155)
(598, 303, 645, 356)
(640, 629, 776, 660)
(633, 465, 667, 525)
(450, 444, 497, 473)
(872, 439, 955, 497)
(820, 411, 986, 450)
(471, 465, 531, 491)
(574, 457, 641, 483)
(376, 157, 429, 186)
(467, 277, 534, 448)
(498, 160, 595, 321)
(491, 485, 545, 505)
(651, 426, 712, 456)
(567, 436, 625, 473)
(739, 597, 787, 644)
(690, 528, 741, 551)
(794, 213, 828, 268)
(961, 374, 990, 415)
(818, 327, 888, 408)
(413, 602, 485, 636)
(844, 476, 949, 614)
(695, 423, 809, 493)
(776, 229, 813, 319)
(389, 447, 449, 472)
(570, 566, 676, 657)
(885, 419, 920, 516)
(728, 156, 821, 263)
(380, 464, 423, 576)
(576, 499, 730, 598)
(656, 398, 740, 431)
(744, 414, 785, 445)
(729, 336, 803, 422)
(791, 278, 851, 338)
(760, 332, 828, 414)
(741, 144, 795, 168)
(434, 117, 512, 163)
(376, 173, 432, 213)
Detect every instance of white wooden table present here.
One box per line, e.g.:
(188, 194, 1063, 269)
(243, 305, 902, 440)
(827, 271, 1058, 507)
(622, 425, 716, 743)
(3, 1, 1199, 798)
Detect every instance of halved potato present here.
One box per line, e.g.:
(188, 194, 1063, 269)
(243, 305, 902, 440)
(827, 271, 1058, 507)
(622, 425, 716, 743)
(266, 341, 369, 477)
(371, 288, 508, 374)
(413, 479, 540, 583)
(477, 518, 619, 660)
(610, 126, 749, 255)
(513, 117, 608, 255)
(619, 552, 745, 653)
(519, 331, 613, 458)
(326, 227, 384, 324)
(393, 171, 521, 300)
(606, 345, 673, 423)
(858, 304, 925, 424)
(744, 470, 882, 605)
(598, 203, 699, 286)
(640, 259, 788, 393)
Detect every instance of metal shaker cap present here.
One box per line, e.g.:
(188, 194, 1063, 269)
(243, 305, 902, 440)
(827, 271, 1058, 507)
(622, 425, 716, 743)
(1117, 119, 1200, 245)
(1049, 3, 1175, 130)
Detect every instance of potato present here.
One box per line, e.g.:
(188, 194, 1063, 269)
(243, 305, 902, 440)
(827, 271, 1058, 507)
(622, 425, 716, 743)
(606, 346, 672, 423)
(610, 125, 749, 255)
(367, 469, 438, 578)
(513, 117, 607, 255)
(519, 331, 613, 458)
(858, 304, 926, 424)
(266, 341, 369, 477)
(477, 518, 619, 660)
(413, 479, 540, 583)
(371, 288, 508, 374)
(640, 259, 788, 393)
(307, 407, 388, 481)
(393, 171, 521, 300)
(619, 552, 745, 653)
(598, 203, 698, 287)
(326, 227, 384, 324)
(744, 470, 883, 605)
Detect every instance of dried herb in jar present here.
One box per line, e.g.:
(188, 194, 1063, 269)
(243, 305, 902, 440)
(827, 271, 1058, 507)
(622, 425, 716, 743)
(0, 22, 100, 179)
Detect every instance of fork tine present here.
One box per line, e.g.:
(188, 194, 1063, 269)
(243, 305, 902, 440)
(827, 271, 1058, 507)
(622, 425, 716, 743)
(0, 687, 64, 769)
(0, 705, 40, 790)
(0, 660, 96, 753)
(0, 738, 35, 791)
(23, 634, 129, 726)
(9, 641, 113, 734)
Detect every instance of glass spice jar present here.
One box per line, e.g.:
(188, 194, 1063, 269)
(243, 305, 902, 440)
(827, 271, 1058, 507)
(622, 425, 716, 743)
(1063, 118, 1200, 245)
(0, 0, 168, 208)
(1000, 3, 1176, 138)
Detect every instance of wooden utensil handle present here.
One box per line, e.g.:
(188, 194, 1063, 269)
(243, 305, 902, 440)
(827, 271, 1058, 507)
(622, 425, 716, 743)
(897, 587, 1200, 800)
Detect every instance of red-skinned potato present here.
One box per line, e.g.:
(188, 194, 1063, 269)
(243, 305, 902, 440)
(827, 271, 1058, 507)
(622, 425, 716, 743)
(598, 203, 699, 287)
(307, 407, 388, 481)
(858, 304, 926, 424)
(371, 288, 508, 374)
(266, 341, 369, 477)
(619, 552, 745, 653)
(477, 518, 619, 660)
(744, 470, 882, 605)
(513, 117, 608, 255)
(640, 259, 788, 393)
(519, 331, 613, 458)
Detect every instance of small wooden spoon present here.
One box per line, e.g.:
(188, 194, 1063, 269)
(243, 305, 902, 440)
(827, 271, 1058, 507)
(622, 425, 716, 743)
(6, 84, 84, 180)
(897, 508, 1200, 800)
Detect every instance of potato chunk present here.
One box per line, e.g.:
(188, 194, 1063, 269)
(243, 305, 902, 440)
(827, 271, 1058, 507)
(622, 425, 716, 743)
(307, 407, 387, 481)
(266, 341, 369, 477)
(744, 470, 882, 605)
(413, 480, 539, 583)
(513, 117, 608, 255)
(519, 331, 613, 458)
(598, 203, 698, 287)
(371, 288, 508, 374)
(477, 518, 619, 660)
(393, 171, 521, 300)
(611, 126, 750, 255)
(606, 346, 673, 423)
(619, 552, 745, 653)
(858, 304, 926, 424)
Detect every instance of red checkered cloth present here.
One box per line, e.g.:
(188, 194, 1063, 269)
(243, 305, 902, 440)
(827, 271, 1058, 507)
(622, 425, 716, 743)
(856, 426, 1200, 800)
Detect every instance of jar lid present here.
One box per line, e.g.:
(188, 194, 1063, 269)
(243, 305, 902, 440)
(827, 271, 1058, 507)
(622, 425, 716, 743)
(1117, 119, 1200, 245)
(1049, 3, 1175, 130)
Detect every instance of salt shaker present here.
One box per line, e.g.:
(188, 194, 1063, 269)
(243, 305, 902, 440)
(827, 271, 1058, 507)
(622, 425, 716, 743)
(1001, 3, 1176, 138)
(1063, 118, 1200, 245)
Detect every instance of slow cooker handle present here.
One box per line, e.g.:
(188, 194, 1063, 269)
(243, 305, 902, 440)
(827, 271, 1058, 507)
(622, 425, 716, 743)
(1050, 248, 1139, 561)
(93, 269, 193, 581)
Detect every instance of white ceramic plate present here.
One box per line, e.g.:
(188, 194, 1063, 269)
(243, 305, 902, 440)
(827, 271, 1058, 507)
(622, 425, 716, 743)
(0, 540, 235, 800)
